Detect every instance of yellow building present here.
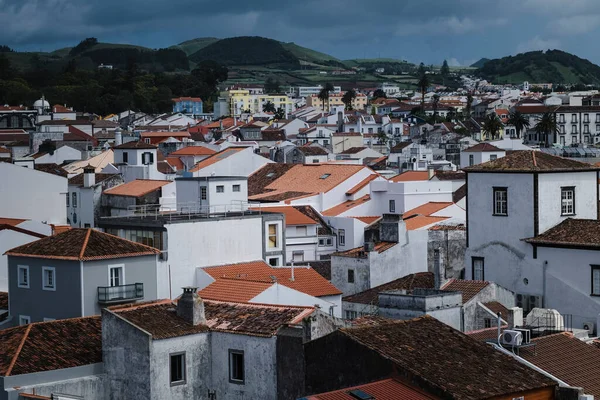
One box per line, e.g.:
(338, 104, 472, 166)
(307, 92, 368, 112)
(222, 89, 294, 116)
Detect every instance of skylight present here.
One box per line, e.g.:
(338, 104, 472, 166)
(266, 172, 276, 178)
(320, 173, 331, 179)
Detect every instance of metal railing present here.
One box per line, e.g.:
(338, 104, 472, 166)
(98, 283, 144, 304)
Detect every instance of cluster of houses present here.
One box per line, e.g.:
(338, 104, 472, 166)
(1, 81, 600, 399)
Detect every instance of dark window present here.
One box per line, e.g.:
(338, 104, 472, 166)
(348, 269, 355, 283)
(170, 352, 186, 385)
(489, 154, 497, 161)
(472, 257, 484, 281)
(561, 187, 575, 216)
(229, 350, 245, 384)
(233, 184, 241, 192)
(122, 152, 128, 163)
(389, 199, 396, 213)
(200, 186, 207, 200)
(72, 193, 77, 208)
(469, 154, 474, 166)
(592, 265, 600, 296)
(338, 229, 345, 246)
(216, 185, 224, 193)
(493, 187, 508, 216)
(484, 318, 492, 328)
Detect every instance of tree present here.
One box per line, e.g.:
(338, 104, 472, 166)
(38, 139, 56, 155)
(324, 83, 334, 110)
(534, 112, 559, 146)
(440, 60, 450, 85)
(507, 110, 530, 139)
(318, 87, 329, 111)
(274, 107, 286, 120)
(432, 94, 440, 118)
(263, 101, 276, 113)
(69, 38, 98, 56)
(482, 113, 503, 140)
(417, 73, 429, 113)
(373, 89, 387, 99)
(417, 62, 426, 76)
(0, 54, 13, 80)
(342, 89, 357, 110)
(465, 93, 473, 119)
(264, 77, 280, 94)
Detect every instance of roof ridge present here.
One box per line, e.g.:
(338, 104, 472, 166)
(79, 229, 92, 259)
(6, 324, 32, 376)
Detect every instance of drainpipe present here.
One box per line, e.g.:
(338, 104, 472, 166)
(543, 260, 548, 308)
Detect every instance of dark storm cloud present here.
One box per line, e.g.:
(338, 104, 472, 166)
(2, 0, 600, 64)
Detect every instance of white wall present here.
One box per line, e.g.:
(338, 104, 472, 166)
(0, 163, 67, 224)
(370, 180, 454, 215)
(327, 217, 366, 251)
(250, 283, 341, 317)
(0, 230, 44, 291)
(36, 146, 82, 165)
(285, 225, 318, 262)
(192, 148, 272, 178)
(460, 150, 505, 169)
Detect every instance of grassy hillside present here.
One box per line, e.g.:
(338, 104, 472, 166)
(281, 42, 342, 66)
(477, 50, 600, 84)
(470, 58, 489, 68)
(171, 37, 219, 56)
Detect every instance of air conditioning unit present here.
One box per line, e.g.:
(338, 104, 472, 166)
(501, 330, 523, 346)
(582, 321, 595, 335)
(513, 328, 531, 344)
(529, 295, 542, 310)
(515, 294, 524, 309)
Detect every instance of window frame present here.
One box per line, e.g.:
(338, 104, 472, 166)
(72, 192, 77, 208)
(389, 199, 396, 213)
(19, 315, 31, 325)
(348, 269, 355, 283)
(17, 265, 29, 289)
(200, 186, 207, 200)
(292, 250, 305, 262)
(338, 229, 346, 246)
(267, 223, 280, 250)
(591, 265, 600, 296)
(229, 350, 245, 385)
(472, 257, 485, 281)
(169, 352, 186, 386)
(489, 154, 497, 161)
(492, 187, 508, 216)
(560, 186, 575, 216)
(122, 151, 128, 163)
(108, 265, 124, 287)
(42, 266, 56, 291)
(66, 193, 70, 207)
(469, 154, 474, 166)
(232, 184, 241, 192)
(216, 185, 225, 193)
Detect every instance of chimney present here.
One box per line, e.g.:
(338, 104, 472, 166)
(114, 128, 122, 146)
(428, 166, 435, 180)
(177, 287, 206, 326)
(83, 166, 95, 188)
(379, 213, 402, 243)
(507, 307, 523, 328)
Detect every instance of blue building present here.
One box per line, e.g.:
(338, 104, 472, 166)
(172, 97, 203, 116)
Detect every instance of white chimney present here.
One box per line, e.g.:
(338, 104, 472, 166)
(114, 128, 122, 146)
(83, 166, 95, 188)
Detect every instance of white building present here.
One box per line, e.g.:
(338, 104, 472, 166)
(176, 176, 248, 213)
(0, 162, 68, 224)
(29, 145, 82, 165)
(464, 151, 600, 329)
(188, 147, 272, 178)
(460, 143, 506, 168)
(112, 141, 173, 182)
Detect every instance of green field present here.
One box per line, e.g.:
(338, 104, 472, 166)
(171, 38, 219, 56)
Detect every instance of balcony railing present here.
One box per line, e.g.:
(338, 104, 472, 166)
(98, 283, 144, 304)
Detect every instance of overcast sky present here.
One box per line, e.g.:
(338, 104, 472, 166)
(3, 0, 600, 66)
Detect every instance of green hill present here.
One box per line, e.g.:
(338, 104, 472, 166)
(477, 50, 600, 85)
(281, 42, 341, 66)
(470, 58, 489, 68)
(171, 37, 219, 56)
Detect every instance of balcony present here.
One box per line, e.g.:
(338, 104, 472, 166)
(98, 283, 144, 304)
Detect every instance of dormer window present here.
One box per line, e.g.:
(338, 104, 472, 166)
(320, 174, 331, 179)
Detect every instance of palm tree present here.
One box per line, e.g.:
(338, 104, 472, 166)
(263, 101, 275, 113)
(324, 82, 334, 110)
(534, 112, 559, 147)
(342, 89, 357, 110)
(465, 93, 473, 120)
(318, 87, 329, 112)
(432, 94, 440, 120)
(417, 74, 429, 113)
(482, 113, 502, 140)
(507, 110, 530, 139)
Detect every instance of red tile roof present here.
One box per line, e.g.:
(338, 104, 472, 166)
(306, 378, 439, 400)
(0, 317, 101, 376)
(483, 301, 509, 317)
(322, 195, 370, 217)
(466, 325, 508, 341)
(404, 215, 448, 230)
(165, 156, 185, 171)
(404, 202, 453, 217)
(0, 217, 27, 227)
(203, 261, 342, 297)
(345, 174, 379, 195)
(140, 131, 191, 138)
(103, 179, 171, 197)
(198, 278, 272, 303)
(189, 147, 245, 172)
(352, 216, 381, 225)
(112, 299, 314, 338)
(5, 228, 160, 261)
(463, 143, 504, 152)
(343, 272, 435, 305)
(440, 279, 490, 303)
(334, 242, 397, 258)
(464, 150, 600, 172)
(113, 141, 157, 150)
(250, 206, 318, 225)
(65, 126, 99, 146)
(169, 146, 216, 156)
(389, 171, 430, 182)
(339, 147, 367, 155)
(523, 218, 600, 250)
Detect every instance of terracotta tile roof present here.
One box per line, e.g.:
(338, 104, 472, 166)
(293, 205, 333, 235)
(250, 206, 318, 225)
(463, 143, 504, 152)
(0, 292, 7, 309)
(260, 129, 286, 141)
(103, 179, 171, 197)
(248, 163, 297, 196)
(113, 299, 314, 338)
(113, 141, 157, 150)
(68, 173, 118, 187)
(390, 142, 412, 153)
(322, 195, 370, 217)
(464, 150, 600, 172)
(34, 163, 68, 178)
(303, 260, 331, 280)
(203, 261, 342, 297)
(306, 378, 439, 400)
(255, 191, 313, 202)
(65, 126, 99, 146)
(0, 217, 26, 227)
(524, 218, 600, 249)
(404, 202, 453, 217)
(188, 147, 245, 172)
(483, 301, 509, 317)
(165, 156, 185, 171)
(299, 147, 329, 156)
(172, 96, 202, 102)
(345, 174, 379, 195)
(0, 147, 10, 154)
(334, 242, 397, 258)
(343, 272, 435, 305)
(140, 131, 191, 138)
(519, 332, 600, 396)
(352, 216, 381, 225)
(404, 215, 448, 230)
(440, 279, 490, 303)
(249, 164, 368, 202)
(349, 315, 397, 327)
(434, 170, 465, 181)
(338, 317, 556, 398)
(466, 325, 508, 341)
(5, 228, 160, 261)
(0, 317, 101, 377)
(339, 146, 367, 155)
(390, 171, 430, 182)
(427, 223, 466, 231)
(169, 146, 217, 156)
(51, 225, 72, 235)
(198, 278, 271, 303)
(0, 224, 46, 239)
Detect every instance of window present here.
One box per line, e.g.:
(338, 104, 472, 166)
(292, 251, 304, 262)
(348, 269, 355, 283)
(572, 113, 577, 123)
(484, 318, 492, 328)
(323, 140, 329, 145)
(72, 192, 77, 208)
(584, 113, 590, 123)
(18, 266, 29, 288)
(216, 185, 224, 193)
(144, 138, 151, 144)
(559, 114, 565, 123)
(229, 350, 245, 384)
(584, 125, 590, 133)
(434, 249, 441, 271)
(42, 267, 56, 291)
(472, 257, 484, 281)
(469, 154, 474, 166)
(338, 229, 345, 246)
(232, 184, 241, 192)
(296, 226, 307, 236)
(109, 266, 123, 287)
(320, 173, 331, 179)
(122, 152, 128, 163)
(389, 199, 396, 213)
(142, 152, 154, 165)
(319, 238, 333, 247)
(66, 193, 69, 207)
(19, 315, 30, 325)
(345, 310, 358, 320)
(268, 257, 280, 267)
(596, 114, 600, 123)
(560, 136, 566, 145)
(592, 266, 600, 295)
(560, 125, 565, 134)
(200, 186, 207, 200)
(170, 353, 186, 385)
(596, 124, 600, 132)
(561, 187, 575, 216)
(268, 224, 279, 248)
(312, 159, 319, 163)
(572, 125, 578, 134)
(572, 135, 578, 144)
(493, 187, 508, 216)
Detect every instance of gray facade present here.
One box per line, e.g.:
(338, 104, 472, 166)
(427, 229, 466, 287)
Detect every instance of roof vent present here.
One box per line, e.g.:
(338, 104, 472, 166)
(348, 389, 374, 400)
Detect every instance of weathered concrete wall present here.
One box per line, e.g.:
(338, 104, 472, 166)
(427, 229, 466, 286)
(12, 373, 106, 400)
(331, 255, 370, 296)
(276, 327, 305, 400)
